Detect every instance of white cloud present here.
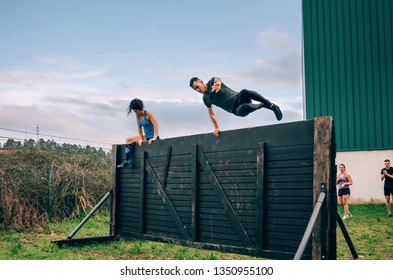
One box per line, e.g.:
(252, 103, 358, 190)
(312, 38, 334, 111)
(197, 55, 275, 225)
(0, 71, 53, 84)
(58, 69, 105, 80)
(256, 26, 298, 53)
(226, 53, 301, 90)
(33, 56, 58, 64)
(0, 66, 111, 107)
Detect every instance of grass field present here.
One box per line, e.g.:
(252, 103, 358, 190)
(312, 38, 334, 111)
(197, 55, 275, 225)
(336, 203, 393, 260)
(0, 204, 392, 260)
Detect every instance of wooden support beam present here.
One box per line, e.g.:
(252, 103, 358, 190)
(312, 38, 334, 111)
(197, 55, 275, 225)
(312, 116, 334, 259)
(197, 146, 253, 247)
(145, 159, 191, 240)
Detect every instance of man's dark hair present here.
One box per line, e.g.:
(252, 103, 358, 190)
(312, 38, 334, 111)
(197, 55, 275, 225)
(189, 77, 200, 87)
(127, 98, 144, 115)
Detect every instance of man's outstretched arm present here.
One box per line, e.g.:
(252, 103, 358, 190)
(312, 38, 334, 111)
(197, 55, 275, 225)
(207, 107, 220, 137)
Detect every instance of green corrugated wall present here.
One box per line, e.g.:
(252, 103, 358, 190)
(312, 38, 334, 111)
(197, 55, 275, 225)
(302, 0, 393, 151)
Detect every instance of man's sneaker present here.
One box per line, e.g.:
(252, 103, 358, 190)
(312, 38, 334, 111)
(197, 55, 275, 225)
(270, 104, 283, 121)
(342, 215, 348, 220)
(117, 160, 132, 168)
(388, 213, 392, 217)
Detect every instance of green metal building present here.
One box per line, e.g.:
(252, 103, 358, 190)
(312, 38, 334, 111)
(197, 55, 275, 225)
(303, 0, 393, 151)
(302, 0, 393, 202)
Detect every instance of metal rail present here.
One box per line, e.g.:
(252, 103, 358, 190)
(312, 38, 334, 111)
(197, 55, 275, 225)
(67, 186, 114, 239)
(337, 212, 359, 259)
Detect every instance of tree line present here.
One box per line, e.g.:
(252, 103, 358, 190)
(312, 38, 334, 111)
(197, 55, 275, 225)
(0, 138, 110, 157)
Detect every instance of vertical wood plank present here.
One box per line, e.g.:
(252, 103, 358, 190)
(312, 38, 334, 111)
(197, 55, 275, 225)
(191, 144, 198, 241)
(138, 151, 146, 234)
(161, 146, 172, 188)
(256, 142, 265, 251)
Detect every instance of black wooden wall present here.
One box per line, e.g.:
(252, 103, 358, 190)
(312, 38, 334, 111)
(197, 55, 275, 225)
(111, 117, 336, 260)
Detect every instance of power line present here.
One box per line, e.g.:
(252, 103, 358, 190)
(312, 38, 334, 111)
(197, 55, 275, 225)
(0, 127, 112, 146)
(0, 135, 25, 141)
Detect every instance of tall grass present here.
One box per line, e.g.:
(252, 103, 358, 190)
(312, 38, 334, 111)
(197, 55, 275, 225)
(0, 148, 111, 229)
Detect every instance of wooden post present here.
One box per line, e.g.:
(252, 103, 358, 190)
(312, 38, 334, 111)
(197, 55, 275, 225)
(110, 144, 119, 236)
(312, 116, 334, 259)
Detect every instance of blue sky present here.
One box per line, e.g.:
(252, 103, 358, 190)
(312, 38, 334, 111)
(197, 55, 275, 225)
(0, 0, 303, 150)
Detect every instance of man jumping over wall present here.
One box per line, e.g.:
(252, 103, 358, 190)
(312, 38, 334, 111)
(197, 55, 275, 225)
(189, 76, 283, 137)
